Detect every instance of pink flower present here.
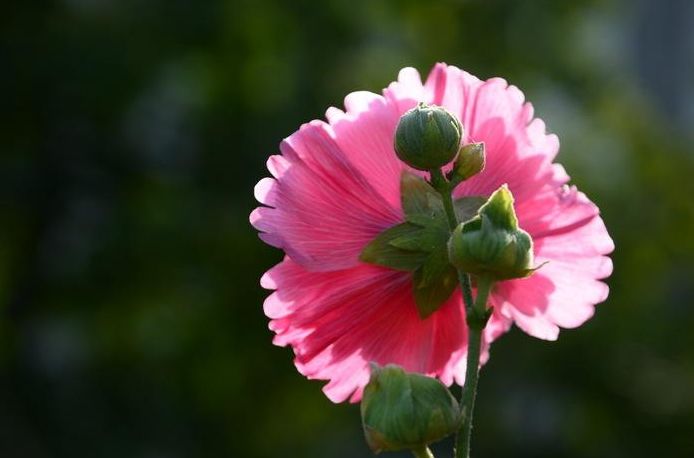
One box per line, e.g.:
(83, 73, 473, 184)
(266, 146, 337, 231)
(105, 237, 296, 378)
(250, 63, 614, 403)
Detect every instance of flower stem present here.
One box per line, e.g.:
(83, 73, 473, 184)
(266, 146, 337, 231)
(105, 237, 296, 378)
(412, 446, 435, 458)
(429, 168, 493, 458)
(430, 169, 459, 231)
(430, 168, 474, 311)
(455, 276, 493, 458)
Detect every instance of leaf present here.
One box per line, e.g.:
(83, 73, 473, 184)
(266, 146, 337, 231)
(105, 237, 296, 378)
(412, 256, 458, 319)
(478, 184, 518, 230)
(389, 217, 448, 252)
(400, 171, 443, 220)
(360, 172, 489, 317)
(359, 222, 429, 271)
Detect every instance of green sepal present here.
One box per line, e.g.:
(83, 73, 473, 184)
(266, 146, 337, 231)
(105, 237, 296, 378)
(360, 172, 487, 318)
(480, 184, 518, 230)
(390, 218, 448, 252)
(400, 171, 443, 220)
(359, 222, 429, 271)
(413, 257, 458, 319)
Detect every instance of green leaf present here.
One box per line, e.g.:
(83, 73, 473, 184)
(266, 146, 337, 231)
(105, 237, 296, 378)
(389, 217, 448, 252)
(359, 222, 428, 271)
(412, 256, 458, 319)
(400, 171, 443, 219)
(478, 184, 518, 230)
(360, 172, 491, 317)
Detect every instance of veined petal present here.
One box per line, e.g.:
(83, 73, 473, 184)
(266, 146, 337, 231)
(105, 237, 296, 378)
(263, 257, 477, 402)
(251, 121, 401, 271)
(494, 193, 613, 339)
(325, 91, 407, 210)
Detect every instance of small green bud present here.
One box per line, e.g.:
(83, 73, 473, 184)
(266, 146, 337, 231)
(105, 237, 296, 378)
(361, 364, 461, 454)
(447, 185, 538, 281)
(394, 103, 463, 171)
(448, 142, 485, 185)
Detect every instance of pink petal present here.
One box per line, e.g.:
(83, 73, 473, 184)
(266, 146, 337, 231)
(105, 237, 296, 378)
(532, 198, 615, 258)
(423, 63, 485, 138)
(253, 177, 278, 206)
(324, 91, 407, 210)
(493, 275, 562, 341)
(419, 65, 563, 206)
(494, 191, 613, 339)
(383, 67, 426, 113)
(519, 185, 600, 241)
(250, 121, 401, 271)
(263, 257, 478, 402)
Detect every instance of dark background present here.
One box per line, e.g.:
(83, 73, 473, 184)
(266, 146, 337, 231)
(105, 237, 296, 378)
(1, 0, 693, 457)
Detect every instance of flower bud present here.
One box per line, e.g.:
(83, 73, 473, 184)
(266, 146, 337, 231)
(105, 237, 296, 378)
(449, 142, 485, 185)
(361, 363, 461, 453)
(447, 184, 537, 281)
(394, 103, 463, 171)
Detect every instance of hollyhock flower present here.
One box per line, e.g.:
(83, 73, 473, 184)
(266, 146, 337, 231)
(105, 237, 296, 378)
(250, 63, 614, 403)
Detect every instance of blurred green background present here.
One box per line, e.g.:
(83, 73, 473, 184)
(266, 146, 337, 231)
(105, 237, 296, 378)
(1, 0, 693, 457)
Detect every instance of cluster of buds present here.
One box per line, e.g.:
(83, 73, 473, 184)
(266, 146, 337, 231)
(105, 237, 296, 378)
(394, 103, 534, 282)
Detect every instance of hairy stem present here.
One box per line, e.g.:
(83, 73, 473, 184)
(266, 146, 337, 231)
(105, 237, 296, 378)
(455, 276, 493, 458)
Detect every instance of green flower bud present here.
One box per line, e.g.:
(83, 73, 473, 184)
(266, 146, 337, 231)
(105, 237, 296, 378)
(448, 142, 485, 185)
(394, 103, 463, 171)
(361, 364, 461, 454)
(447, 184, 538, 281)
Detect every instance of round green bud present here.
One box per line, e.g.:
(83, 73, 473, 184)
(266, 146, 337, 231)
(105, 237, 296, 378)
(360, 364, 461, 453)
(394, 103, 463, 171)
(447, 185, 537, 281)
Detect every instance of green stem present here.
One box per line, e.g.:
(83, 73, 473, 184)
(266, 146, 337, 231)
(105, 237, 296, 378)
(429, 169, 474, 311)
(430, 169, 458, 230)
(455, 276, 493, 458)
(456, 269, 475, 316)
(429, 167, 492, 458)
(411, 446, 435, 458)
